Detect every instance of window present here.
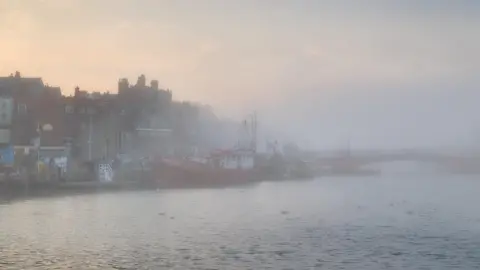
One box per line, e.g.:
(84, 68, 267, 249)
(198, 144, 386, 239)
(17, 103, 27, 114)
(65, 105, 74, 114)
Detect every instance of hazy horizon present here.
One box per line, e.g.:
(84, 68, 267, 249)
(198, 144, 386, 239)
(1, 0, 479, 150)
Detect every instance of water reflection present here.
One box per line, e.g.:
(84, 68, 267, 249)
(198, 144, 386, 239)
(1, 176, 480, 269)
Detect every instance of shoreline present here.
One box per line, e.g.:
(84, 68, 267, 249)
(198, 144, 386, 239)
(0, 175, 316, 203)
(0, 179, 257, 203)
(0, 181, 153, 203)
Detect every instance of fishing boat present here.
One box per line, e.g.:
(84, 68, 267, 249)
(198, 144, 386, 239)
(151, 113, 261, 188)
(152, 148, 261, 188)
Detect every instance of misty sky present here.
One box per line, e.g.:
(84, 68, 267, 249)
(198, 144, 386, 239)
(1, 0, 479, 149)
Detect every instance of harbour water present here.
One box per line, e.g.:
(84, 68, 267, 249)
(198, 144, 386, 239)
(1, 174, 480, 269)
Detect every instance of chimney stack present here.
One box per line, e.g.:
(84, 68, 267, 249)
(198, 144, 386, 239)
(151, 80, 159, 90)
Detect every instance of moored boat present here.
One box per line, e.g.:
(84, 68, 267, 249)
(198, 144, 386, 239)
(151, 148, 260, 188)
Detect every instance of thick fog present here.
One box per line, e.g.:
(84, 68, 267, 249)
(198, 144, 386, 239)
(255, 83, 480, 151)
(1, 1, 479, 153)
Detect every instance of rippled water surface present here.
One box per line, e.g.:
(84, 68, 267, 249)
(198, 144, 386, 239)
(1, 175, 480, 269)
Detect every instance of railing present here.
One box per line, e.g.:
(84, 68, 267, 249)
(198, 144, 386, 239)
(98, 163, 114, 182)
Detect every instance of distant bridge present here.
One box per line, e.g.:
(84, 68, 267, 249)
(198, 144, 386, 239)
(306, 149, 480, 172)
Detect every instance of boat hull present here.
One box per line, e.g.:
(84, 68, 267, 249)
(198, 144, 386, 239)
(152, 160, 259, 189)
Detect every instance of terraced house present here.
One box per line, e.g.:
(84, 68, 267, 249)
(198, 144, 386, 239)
(0, 72, 174, 178)
(0, 72, 225, 181)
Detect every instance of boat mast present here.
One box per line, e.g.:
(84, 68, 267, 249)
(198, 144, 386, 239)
(236, 112, 258, 153)
(251, 112, 257, 154)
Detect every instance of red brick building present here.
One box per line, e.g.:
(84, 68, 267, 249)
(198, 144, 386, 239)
(1, 72, 180, 165)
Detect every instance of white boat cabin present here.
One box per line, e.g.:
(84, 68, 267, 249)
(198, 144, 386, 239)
(210, 149, 255, 170)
